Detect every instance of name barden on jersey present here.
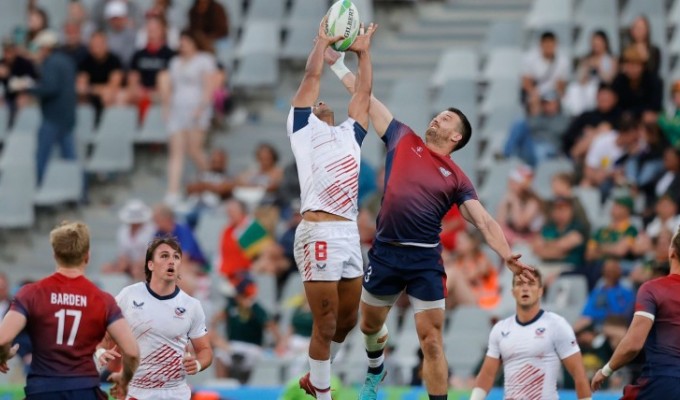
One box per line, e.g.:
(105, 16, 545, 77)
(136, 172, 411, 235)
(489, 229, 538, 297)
(50, 292, 88, 307)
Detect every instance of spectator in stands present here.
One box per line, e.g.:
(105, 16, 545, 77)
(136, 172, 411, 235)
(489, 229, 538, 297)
(586, 196, 638, 269)
(185, 148, 234, 205)
(550, 172, 591, 234)
(562, 83, 620, 161)
(503, 90, 570, 166)
(657, 80, 680, 147)
(77, 31, 123, 125)
(572, 259, 635, 332)
(13, 7, 49, 53)
(28, 31, 77, 186)
(440, 205, 466, 252)
(235, 143, 284, 204)
(161, 30, 216, 206)
(101, 199, 156, 281)
(655, 147, 680, 201)
(138, 0, 180, 49)
(275, 202, 302, 295)
(611, 47, 662, 122)
(623, 15, 661, 74)
(60, 20, 89, 66)
(127, 15, 175, 122)
(0, 38, 37, 127)
(66, 1, 95, 43)
(274, 161, 301, 217)
(568, 323, 614, 388)
(582, 114, 640, 193)
(634, 195, 680, 257)
(188, 0, 229, 53)
(623, 123, 667, 210)
(521, 31, 569, 106)
(91, 0, 143, 32)
(152, 203, 207, 274)
(563, 31, 617, 117)
(496, 165, 544, 244)
(210, 275, 281, 383)
(444, 230, 500, 310)
(218, 199, 255, 282)
(103, 0, 137, 67)
(532, 196, 588, 267)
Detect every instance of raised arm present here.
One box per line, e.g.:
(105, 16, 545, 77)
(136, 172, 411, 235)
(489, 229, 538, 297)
(292, 17, 343, 108)
(346, 23, 377, 130)
(325, 48, 393, 136)
(459, 199, 534, 282)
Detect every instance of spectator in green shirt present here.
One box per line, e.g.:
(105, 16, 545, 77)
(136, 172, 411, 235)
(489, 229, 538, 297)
(586, 197, 638, 264)
(658, 80, 680, 147)
(533, 196, 588, 267)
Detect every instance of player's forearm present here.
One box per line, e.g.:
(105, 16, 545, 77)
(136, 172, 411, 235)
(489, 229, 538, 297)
(304, 41, 327, 80)
(122, 353, 139, 384)
(575, 378, 592, 399)
(195, 347, 213, 371)
(608, 333, 642, 371)
(480, 216, 513, 261)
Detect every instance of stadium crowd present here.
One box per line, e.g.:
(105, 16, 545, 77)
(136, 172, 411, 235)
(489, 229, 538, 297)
(1, 0, 680, 394)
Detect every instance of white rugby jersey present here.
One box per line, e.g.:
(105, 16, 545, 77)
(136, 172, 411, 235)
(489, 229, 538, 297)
(287, 107, 367, 221)
(487, 310, 580, 400)
(115, 282, 207, 392)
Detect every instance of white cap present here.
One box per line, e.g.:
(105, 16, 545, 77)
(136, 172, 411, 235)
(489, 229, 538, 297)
(118, 199, 152, 224)
(104, 0, 128, 19)
(32, 30, 59, 48)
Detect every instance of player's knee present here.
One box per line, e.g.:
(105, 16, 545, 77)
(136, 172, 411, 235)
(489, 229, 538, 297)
(314, 313, 338, 342)
(360, 317, 383, 335)
(336, 312, 358, 337)
(419, 330, 443, 359)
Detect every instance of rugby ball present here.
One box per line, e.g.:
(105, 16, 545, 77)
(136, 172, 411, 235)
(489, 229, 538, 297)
(325, 0, 360, 52)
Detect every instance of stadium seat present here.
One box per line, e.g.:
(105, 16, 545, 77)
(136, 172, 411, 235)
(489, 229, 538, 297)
(353, 0, 374, 28)
(232, 53, 279, 90)
(0, 0, 28, 37)
(430, 48, 479, 88)
(86, 130, 134, 174)
(481, 48, 523, 82)
(573, 187, 601, 233)
(136, 106, 167, 145)
(248, 358, 284, 385)
(279, 274, 303, 304)
(285, 0, 328, 29)
(432, 78, 478, 117)
(95, 107, 137, 138)
(0, 167, 36, 229)
(281, 22, 319, 61)
(477, 158, 521, 216)
(482, 20, 524, 54)
(34, 160, 83, 206)
(195, 209, 228, 262)
(574, 0, 618, 27)
(236, 21, 280, 58)
(480, 78, 521, 115)
(217, 0, 243, 32)
(251, 273, 277, 314)
(245, 0, 285, 23)
(75, 105, 96, 158)
(0, 107, 8, 143)
(37, 0, 70, 31)
(445, 305, 491, 377)
(11, 106, 41, 134)
(96, 273, 131, 296)
(671, 0, 680, 28)
(479, 103, 523, 141)
(532, 158, 574, 199)
(544, 275, 588, 316)
(620, 0, 667, 46)
(386, 78, 431, 133)
(0, 133, 36, 171)
(524, 0, 573, 29)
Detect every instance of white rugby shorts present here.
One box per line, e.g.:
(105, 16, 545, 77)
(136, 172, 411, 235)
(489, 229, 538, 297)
(127, 384, 191, 399)
(294, 220, 363, 281)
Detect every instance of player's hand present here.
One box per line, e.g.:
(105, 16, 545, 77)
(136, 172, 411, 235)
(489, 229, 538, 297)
(108, 372, 129, 399)
(98, 346, 121, 365)
(348, 23, 378, 54)
(316, 16, 345, 47)
(591, 369, 607, 391)
(505, 254, 535, 283)
(183, 351, 200, 375)
(0, 344, 20, 373)
(324, 47, 342, 65)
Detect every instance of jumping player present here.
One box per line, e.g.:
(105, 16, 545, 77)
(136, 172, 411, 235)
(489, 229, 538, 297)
(325, 50, 534, 400)
(99, 237, 212, 399)
(471, 269, 591, 400)
(287, 17, 376, 399)
(591, 226, 680, 398)
(0, 221, 139, 399)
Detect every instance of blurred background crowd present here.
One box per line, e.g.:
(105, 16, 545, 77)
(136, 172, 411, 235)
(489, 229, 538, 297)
(0, 0, 679, 394)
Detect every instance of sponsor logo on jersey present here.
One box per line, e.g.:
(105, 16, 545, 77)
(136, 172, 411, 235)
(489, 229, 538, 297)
(439, 167, 452, 177)
(411, 147, 423, 158)
(175, 307, 186, 316)
(501, 331, 510, 338)
(316, 263, 327, 270)
(535, 327, 546, 337)
(132, 300, 144, 309)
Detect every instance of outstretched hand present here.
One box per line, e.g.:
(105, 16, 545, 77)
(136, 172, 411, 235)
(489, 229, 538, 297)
(108, 372, 129, 400)
(316, 16, 345, 47)
(0, 344, 19, 374)
(505, 254, 535, 283)
(591, 369, 607, 392)
(348, 23, 378, 54)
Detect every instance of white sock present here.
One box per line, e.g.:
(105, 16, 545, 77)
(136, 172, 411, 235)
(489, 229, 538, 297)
(309, 356, 332, 400)
(368, 353, 385, 369)
(330, 341, 343, 363)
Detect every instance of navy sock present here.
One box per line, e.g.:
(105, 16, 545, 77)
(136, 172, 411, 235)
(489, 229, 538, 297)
(366, 349, 384, 375)
(429, 395, 447, 400)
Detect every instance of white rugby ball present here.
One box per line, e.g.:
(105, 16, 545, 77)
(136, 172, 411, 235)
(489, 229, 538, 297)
(325, 0, 360, 52)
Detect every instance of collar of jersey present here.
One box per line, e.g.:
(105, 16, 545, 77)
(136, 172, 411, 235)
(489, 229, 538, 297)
(145, 283, 180, 300)
(515, 309, 544, 326)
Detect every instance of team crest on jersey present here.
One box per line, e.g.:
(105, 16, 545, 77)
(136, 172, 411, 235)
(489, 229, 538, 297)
(535, 327, 546, 337)
(439, 167, 452, 177)
(175, 307, 186, 317)
(132, 300, 144, 309)
(411, 146, 423, 158)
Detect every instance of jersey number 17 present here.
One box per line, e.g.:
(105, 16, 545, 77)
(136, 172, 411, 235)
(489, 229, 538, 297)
(54, 309, 82, 346)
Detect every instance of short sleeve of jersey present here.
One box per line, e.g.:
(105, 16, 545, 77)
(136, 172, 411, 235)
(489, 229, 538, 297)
(552, 315, 580, 360)
(9, 284, 32, 317)
(486, 322, 502, 359)
(188, 301, 208, 339)
(287, 107, 322, 136)
(634, 281, 657, 320)
(102, 292, 124, 326)
(338, 117, 368, 146)
(381, 119, 411, 151)
(453, 170, 478, 205)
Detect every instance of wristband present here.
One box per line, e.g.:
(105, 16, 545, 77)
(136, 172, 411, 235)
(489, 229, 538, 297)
(470, 387, 487, 400)
(602, 362, 614, 377)
(195, 360, 202, 372)
(330, 54, 350, 79)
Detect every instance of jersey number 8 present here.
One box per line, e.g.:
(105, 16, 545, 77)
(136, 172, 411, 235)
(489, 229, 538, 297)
(54, 309, 82, 346)
(315, 241, 327, 261)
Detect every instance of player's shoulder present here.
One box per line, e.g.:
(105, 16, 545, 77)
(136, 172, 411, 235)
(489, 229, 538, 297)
(491, 315, 515, 332)
(541, 311, 571, 327)
(116, 282, 146, 299)
(178, 289, 205, 314)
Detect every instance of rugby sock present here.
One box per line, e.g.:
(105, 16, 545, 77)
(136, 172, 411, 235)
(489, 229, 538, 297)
(330, 341, 343, 363)
(366, 349, 385, 375)
(309, 356, 332, 400)
(428, 395, 447, 400)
